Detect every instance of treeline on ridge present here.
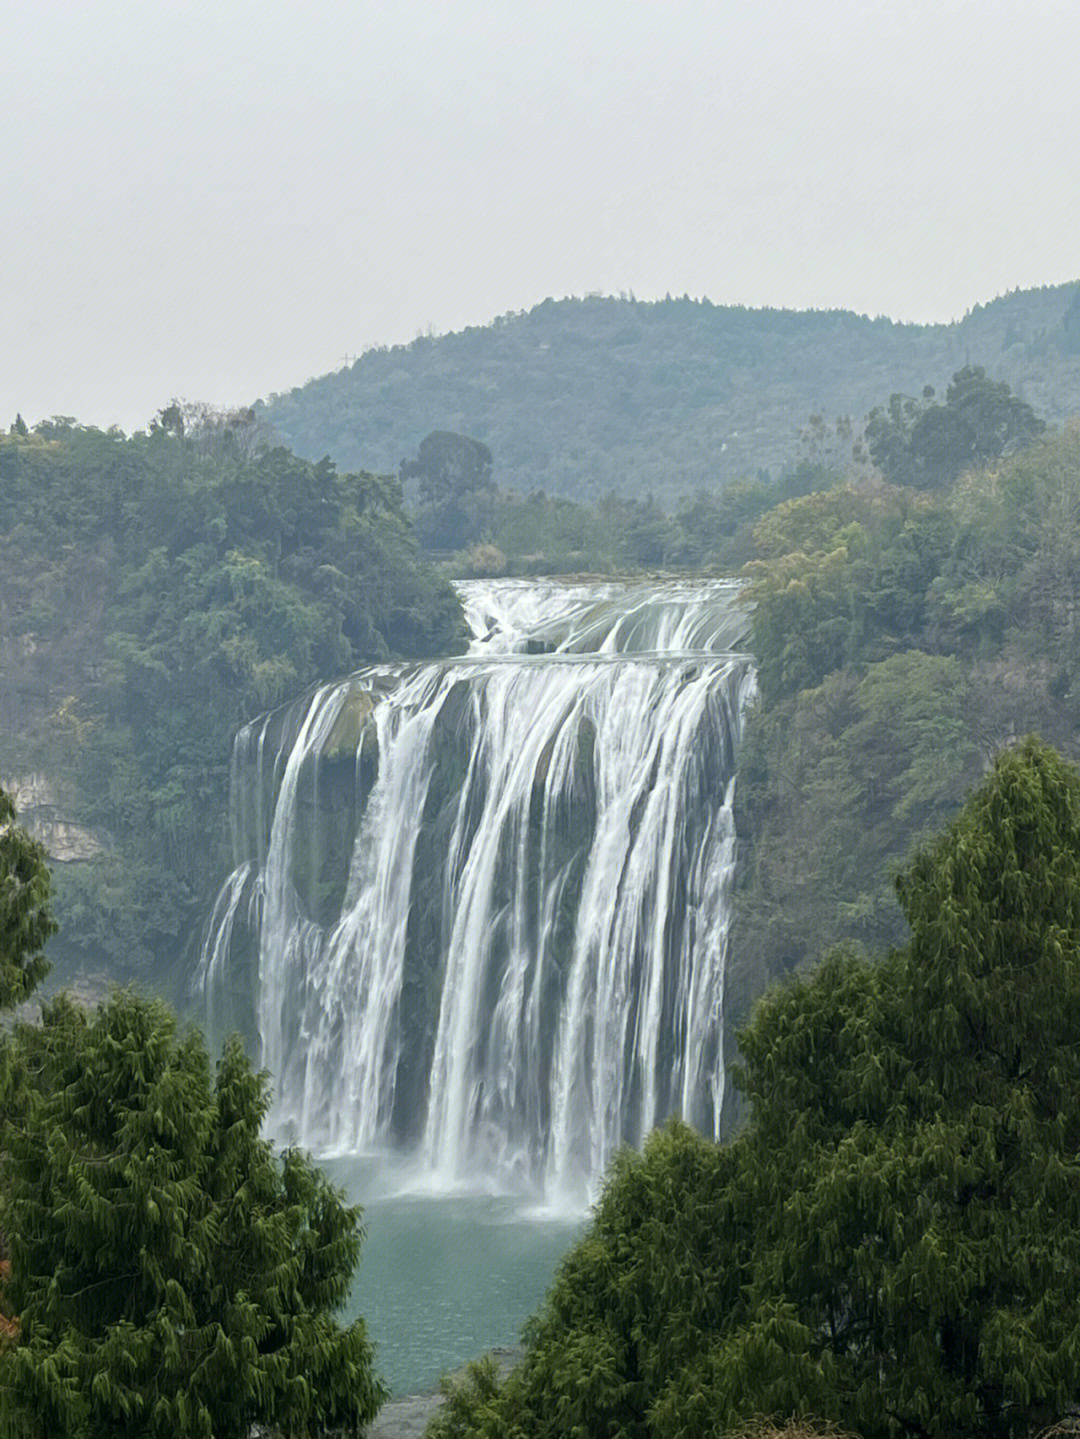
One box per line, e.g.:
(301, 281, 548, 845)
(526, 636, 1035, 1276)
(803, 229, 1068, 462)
(400, 422, 832, 573)
(262, 284, 1080, 504)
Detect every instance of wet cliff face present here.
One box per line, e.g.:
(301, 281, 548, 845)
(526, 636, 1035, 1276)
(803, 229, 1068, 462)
(198, 579, 755, 1205)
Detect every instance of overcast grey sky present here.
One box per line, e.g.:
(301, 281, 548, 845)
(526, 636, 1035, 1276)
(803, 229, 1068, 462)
(4, 0, 1079, 433)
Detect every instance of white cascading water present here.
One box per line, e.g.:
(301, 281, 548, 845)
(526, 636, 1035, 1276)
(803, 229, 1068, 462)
(197, 579, 756, 1206)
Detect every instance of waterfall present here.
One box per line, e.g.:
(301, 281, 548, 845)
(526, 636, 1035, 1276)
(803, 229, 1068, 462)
(198, 578, 756, 1205)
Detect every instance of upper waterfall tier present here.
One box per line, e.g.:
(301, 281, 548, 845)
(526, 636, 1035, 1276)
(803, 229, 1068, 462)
(458, 577, 748, 656)
(197, 578, 755, 1207)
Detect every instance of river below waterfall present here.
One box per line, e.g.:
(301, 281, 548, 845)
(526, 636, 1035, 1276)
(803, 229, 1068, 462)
(323, 1157, 581, 1396)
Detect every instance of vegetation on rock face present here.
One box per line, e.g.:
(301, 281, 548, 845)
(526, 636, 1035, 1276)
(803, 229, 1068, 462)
(0, 786, 56, 1009)
(730, 648, 979, 1002)
(0, 412, 464, 987)
(431, 739, 1080, 1439)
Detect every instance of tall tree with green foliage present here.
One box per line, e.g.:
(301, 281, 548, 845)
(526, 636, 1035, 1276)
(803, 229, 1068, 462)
(402, 430, 496, 551)
(0, 990, 384, 1439)
(866, 367, 1044, 491)
(434, 738, 1080, 1439)
(0, 786, 55, 1011)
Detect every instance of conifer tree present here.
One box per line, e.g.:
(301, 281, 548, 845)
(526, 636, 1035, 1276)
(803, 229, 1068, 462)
(0, 990, 385, 1439)
(434, 738, 1080, 1439)
(681, 736, 1080, 1438)
(0, 784, 55, 1011)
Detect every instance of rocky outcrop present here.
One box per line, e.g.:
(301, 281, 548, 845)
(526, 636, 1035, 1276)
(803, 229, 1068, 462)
(3, 773, 110, 862)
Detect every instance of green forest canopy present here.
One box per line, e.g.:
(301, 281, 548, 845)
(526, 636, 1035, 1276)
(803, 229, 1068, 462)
(0, 412, 464, 987)
(727, 415, 1080, 1027)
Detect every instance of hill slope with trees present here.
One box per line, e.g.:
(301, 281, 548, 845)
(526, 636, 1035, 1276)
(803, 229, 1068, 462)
(0, 411, 464, 992)
(262, 285, 1080, 503)
(728, 411, 1080, 1036)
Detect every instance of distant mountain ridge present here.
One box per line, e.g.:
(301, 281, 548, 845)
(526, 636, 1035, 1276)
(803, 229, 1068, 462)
(261, 284, 1080, 503)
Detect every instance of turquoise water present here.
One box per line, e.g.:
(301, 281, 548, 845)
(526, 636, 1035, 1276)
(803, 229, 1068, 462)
(322, 1158, 583, 1397)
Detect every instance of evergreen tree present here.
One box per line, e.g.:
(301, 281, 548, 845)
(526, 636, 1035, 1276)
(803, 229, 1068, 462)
(435, 738, 1080, 1439)
(0, 784, 55, 1010)
(0, 990, 385, 1439)
(696, 742, 1080, 1437)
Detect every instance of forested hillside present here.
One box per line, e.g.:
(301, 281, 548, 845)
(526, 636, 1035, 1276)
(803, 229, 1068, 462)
(262, 284, 1080, 502)
(0, 410, 463, 992)
(726, 408, 1080, 1053)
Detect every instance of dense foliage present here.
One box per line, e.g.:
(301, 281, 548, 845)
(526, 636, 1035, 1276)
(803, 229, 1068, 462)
(865, 366, 1044, 491)
(263, 286, 1080, 503)
(0, 989, 383, 1439)
(0, 800, 382, 1437)
(0, 786, 56, 1009)
(443, 455, 834, 578)
(431, 739, 1080, 1439)
(0, 413, 463, 985)
(731, 419, 1080, 1008)
(403, 430, 496, 551)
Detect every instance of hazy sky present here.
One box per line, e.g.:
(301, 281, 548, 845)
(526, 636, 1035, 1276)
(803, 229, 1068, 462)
(4, 0, 1079, 433)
